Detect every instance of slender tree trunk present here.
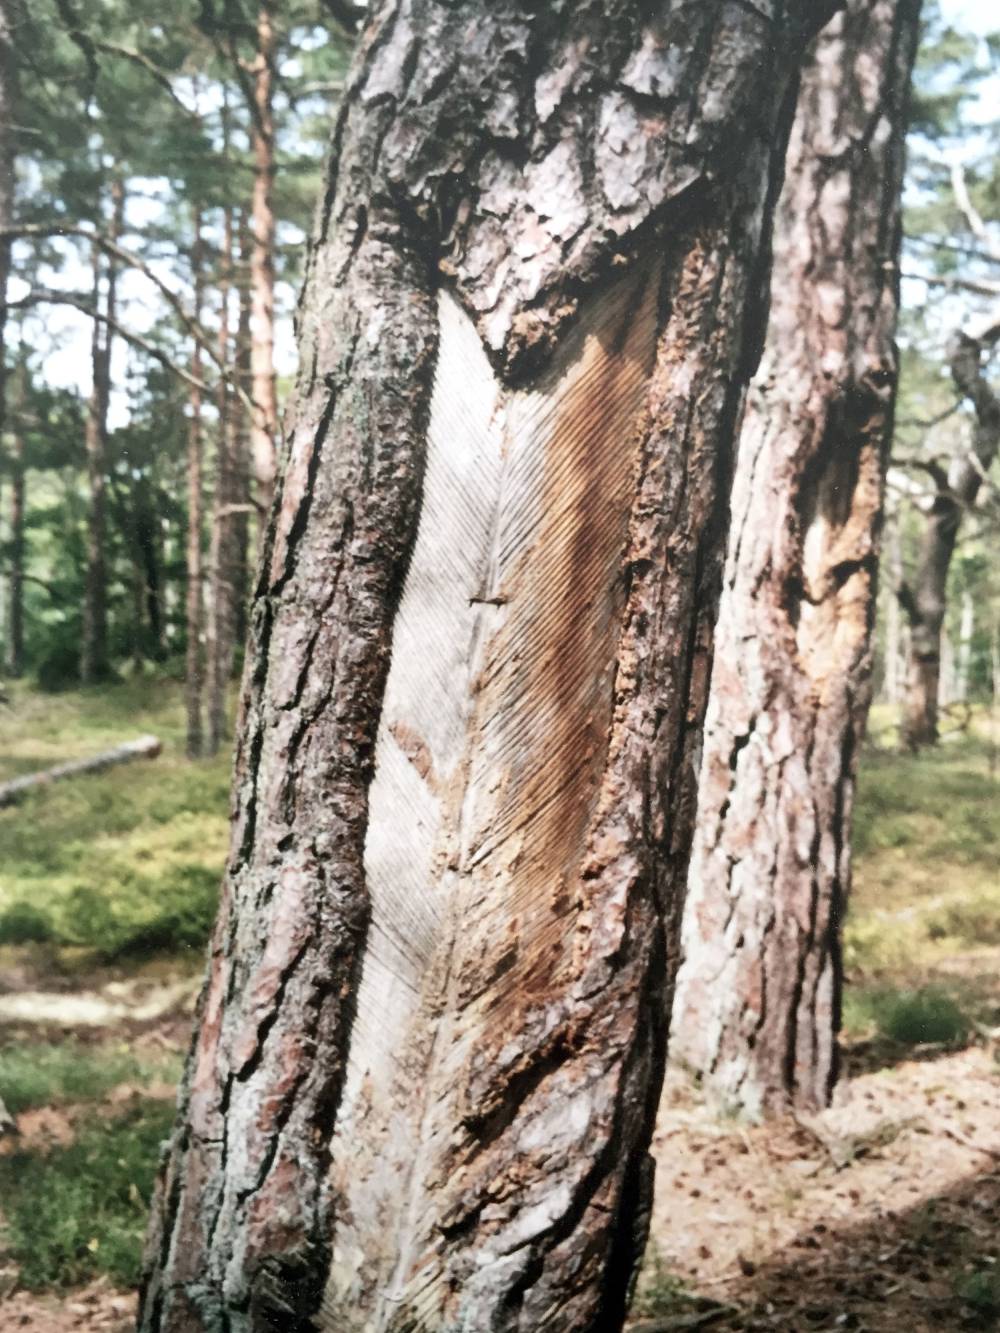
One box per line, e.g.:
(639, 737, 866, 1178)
(900, 326, 1000, 748)
(6, 356, 25, 677)
(670, 0, 921, 1120)
(140, 5, 838, 1329)
(884, 511, 906, 706)
(81, 247, 110, 683)
(248, 2, 278, 516)
(206, 204, 239, 755)
(939, 619, 957, 706)
(956, 589, 974, 702)
(185, 212, 205, 759)
(0, 0, 14, 676)
(129, 478, 163, 669)
(81, 179, 124, 684)
(233, 212, 252, 647)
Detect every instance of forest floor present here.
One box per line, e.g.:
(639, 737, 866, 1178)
(0, 683, 997, 1330)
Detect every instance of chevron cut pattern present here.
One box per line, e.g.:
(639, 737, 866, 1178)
(324, 264, 660, 1328)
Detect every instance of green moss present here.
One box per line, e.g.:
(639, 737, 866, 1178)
(842, 984, 971, 1047)
(0, 679, 229, 961)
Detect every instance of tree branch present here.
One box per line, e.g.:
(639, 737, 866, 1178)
(950, 161, 1000, 263)
(5, 289, 211, 395)
(0, 223, 257, 417)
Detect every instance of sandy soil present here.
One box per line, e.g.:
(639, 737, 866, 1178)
(636, 1043, 1000, 1330)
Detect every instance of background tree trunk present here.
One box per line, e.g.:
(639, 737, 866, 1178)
(248, 1, 278, 516)
(6, 357, 25, 677)
(957, 589, 974, 702)
(670, 0, 921, 1120)
(80, 178, 124, 684)
(140, 3, 837, 1329)
(883, 512, 907, 706)
(185, 211, 205, 758)
(206, 203, 241, 755)
(0, 0, 14, 676)
(900, 325, 1000, 747)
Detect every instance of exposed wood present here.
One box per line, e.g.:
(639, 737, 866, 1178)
(671, 0, 922, 1118)
(140, 2, 841, 1329)
(0, 734, 162, 808)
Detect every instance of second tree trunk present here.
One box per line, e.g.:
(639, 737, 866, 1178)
(670, 0, 921, 1119)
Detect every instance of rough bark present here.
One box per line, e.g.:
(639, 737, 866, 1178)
(185, 214, 206, 758)
(671, 0, 920, 1119)
(248, 2, 278, 516)
(140, 3, 838, 1330)
(80, 179, 123, 685)
(900, 325, 1000, 748)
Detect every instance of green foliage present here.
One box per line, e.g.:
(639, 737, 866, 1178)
(0, 1099, 175, 1289)
(843, 984, 971, 1047)
(0, 901, 54, 945)
(0, 1041, 181, 1116)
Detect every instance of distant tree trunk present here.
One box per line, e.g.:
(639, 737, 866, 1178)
(957, 589, 974, 701)
(900, 325, 1000, 748)
(6, 357, 25, 677)
(248, 1, 278, 516)
(670, 0, 921, 1120)
(206, 203, 240, 755)
(7, 424, 24, 676)
(185, 212, 205, 758)
(884, 511, 906, 706)
(129, 476, 163, 669)
(140, 4, 839, 1329)
(233, 211, 253, 647)
(81, 178, 124, 684)
(0, 0, 14, 676)
(939, 619, 957, 706)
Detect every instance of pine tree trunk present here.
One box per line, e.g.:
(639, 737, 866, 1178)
(670, 0, 921, 1120)
(900, 326, 1000, 748)
(249, 2, 278, 516)
(957, 590, 974, 702)
(6, 359, 25, 677)
(206, 204, 240, 755)
(140, 4, 838, 1329)
(884, 512, 906, 706)
(233, 213, 252, 649)
(185, 212, 205, 758)
(81, 179, 124, 684)
(0, 0, 14, 675)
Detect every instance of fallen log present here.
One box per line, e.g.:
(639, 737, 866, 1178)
(0, 734, 162, 807)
